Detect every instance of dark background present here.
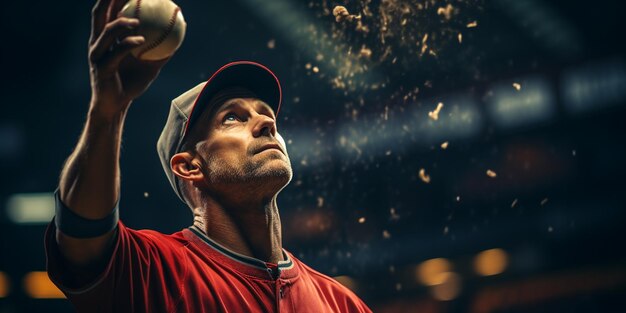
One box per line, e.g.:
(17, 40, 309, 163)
(1, 0, 625, 312)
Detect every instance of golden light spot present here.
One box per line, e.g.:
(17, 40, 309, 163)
(0, 272, 10, 298)
(474, 248, 508, 276)
(416, 258, 453, 286)
(430, 272, 462, 301)
(23, 272, 65, 299)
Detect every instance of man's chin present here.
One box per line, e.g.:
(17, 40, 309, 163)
(254, 162, 293, 187)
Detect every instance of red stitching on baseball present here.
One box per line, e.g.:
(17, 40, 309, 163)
(137, 6, 180, 59)
(133, 0, 141, 18)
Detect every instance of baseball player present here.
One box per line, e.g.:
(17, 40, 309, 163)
(45, 0, 373, 312)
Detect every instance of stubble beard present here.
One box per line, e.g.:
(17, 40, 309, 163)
(204, 153, 293, 196)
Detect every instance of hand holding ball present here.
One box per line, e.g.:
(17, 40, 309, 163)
(119, 0, 186, 61)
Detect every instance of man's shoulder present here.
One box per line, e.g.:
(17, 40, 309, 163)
(119, 222, 189, 252)
(289, 253, 362, 296)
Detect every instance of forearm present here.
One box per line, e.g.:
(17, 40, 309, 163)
(59, 102, 128, 219)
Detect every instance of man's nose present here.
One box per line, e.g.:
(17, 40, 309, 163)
(252, 114, 277, 137)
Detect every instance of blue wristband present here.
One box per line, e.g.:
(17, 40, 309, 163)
(54, 189, 119, 238)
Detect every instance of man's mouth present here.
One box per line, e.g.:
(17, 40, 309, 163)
(256, 143, 284, 155)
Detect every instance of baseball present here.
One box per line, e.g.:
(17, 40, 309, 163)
(119, 0, 187, 61)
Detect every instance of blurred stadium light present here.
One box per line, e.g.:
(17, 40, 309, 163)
(561, 59, 626, 114)
(474, 248, 509, 277)
(429, 272, 462, 301)
(0, 272, 9, 298)
(416, 258, 454, 286)
(494, 0, 583, 58)
(286, 57, 626, 175)
(486, 76, 556, 129)
(5, 192, 55, 224)
(22, 272, 65, 299)
(337, 94, 482, 158)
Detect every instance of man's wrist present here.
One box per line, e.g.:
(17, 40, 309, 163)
(87, 101, 130, 126)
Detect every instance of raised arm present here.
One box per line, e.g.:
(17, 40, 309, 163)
(56, 0, 170, 268)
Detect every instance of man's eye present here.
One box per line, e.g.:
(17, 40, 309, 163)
(224, 113, 239, 122)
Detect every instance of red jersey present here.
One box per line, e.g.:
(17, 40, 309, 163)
(45, 222, 372, 313)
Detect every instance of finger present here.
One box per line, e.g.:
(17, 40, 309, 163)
(90, 0, 114, 43)
(90, 17, 140, 61)
(103, 36, 145, 69)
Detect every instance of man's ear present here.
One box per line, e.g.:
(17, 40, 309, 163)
(171, 152, 205, 183)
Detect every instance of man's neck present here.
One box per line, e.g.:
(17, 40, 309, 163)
(191, 194, 284, 264)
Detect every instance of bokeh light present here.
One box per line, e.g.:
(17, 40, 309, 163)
(416, 258, 453, 286)
(474, 248, 509, 277)
(22, 272, 65, 299)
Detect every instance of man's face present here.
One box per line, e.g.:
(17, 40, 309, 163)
(192, 97, 292, 195)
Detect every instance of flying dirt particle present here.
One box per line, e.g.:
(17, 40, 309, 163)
(333, 5, 361, 23)
(382, 230, 391, 239)
(467, 20, 478, 28)
(390, 207, 400, 221)
(486, 169, 497, 178)
(419, 168, 431, 183)
(360, 46, 372, 58)
(333, 5, 349, 22)
(428, 102, 444, 120)
(317, 196, 324, 208)
(437, 4, 454, 20)
(440, 141, 449, 149)
(358, 217, 366, 223)
(513, 82, 521, 91)
(267, 39, 276, 49)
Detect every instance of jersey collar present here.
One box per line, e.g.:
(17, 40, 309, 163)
(185, 225, 298, 280)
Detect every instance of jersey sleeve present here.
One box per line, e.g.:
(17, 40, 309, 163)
(45, 221, 188, 313)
